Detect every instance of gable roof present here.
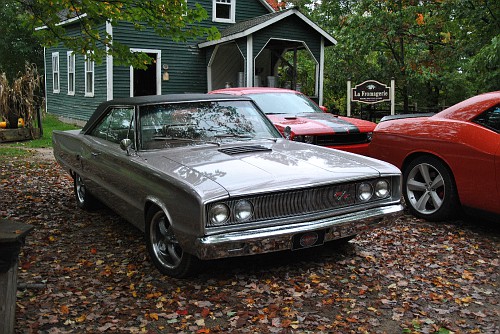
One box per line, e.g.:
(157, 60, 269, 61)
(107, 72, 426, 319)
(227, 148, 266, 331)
(259, 0, 276, 13)
(198, 8, 337, 48)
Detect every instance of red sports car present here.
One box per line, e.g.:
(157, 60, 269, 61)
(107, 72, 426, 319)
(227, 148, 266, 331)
(210, 88, 376, 156)
(369, 91, 500, 222)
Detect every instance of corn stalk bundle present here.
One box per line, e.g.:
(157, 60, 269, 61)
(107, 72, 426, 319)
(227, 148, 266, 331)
(0, 63, 43, 130)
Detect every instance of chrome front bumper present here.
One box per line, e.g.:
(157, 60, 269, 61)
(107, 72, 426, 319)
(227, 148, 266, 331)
(195, 204, 403, 260)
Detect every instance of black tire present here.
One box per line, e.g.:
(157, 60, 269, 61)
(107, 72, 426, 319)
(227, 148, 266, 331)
(403, 156, 459, 221)
(73, 173, 98, 210)
(145, 206, 200, 278)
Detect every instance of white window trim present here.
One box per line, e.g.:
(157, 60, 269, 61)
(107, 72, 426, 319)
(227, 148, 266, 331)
(84, 52, 95, 97)
(67, 51, 75, 95)
(129, 48, 162, 97)
(52, 52, 60, 93)
(213, 0, 235, 23)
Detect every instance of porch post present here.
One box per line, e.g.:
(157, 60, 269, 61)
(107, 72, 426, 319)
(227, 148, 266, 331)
(246, 35, 253, 87)
(318, 37, 325, 105)
(106, 21, 113, 101)
(293, 47, 298, 90)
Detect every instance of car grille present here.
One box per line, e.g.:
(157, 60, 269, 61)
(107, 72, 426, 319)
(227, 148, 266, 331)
(246, 183, 356, 220)
(314, 133, 370, 146)
(207, 182, 363, 227)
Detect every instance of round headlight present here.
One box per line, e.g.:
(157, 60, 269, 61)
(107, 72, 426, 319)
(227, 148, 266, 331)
(234, 200, 253, 222)
(358, 183, 373, 201)
(209, 204, 230, 226)
(304, 135, 314, 144)
(374, 180, 390, 198)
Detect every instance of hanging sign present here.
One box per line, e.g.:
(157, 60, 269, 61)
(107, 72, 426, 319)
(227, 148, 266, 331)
(352, 80, 390, 104)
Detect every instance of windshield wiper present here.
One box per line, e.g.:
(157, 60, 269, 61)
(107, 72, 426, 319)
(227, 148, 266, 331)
(153, 136, 220, 146)
(214, 134, 254, 139)
(261, 137, 278, 142)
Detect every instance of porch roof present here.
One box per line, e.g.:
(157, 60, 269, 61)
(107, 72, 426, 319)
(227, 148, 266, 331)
(198, 8, 337, 48)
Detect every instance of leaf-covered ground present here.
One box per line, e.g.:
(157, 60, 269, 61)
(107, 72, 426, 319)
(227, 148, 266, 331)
(1, 155, 498, 334)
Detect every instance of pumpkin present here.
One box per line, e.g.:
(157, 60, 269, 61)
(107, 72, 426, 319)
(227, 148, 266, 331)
(0, 121, 7, 129)
(18, 118, 25, 128)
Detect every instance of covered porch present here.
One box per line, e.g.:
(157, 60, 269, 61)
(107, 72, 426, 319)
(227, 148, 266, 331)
(199, 9, 337, 105)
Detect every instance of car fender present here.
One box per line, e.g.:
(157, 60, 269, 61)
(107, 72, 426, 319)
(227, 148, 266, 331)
(401, 149, 453, 175)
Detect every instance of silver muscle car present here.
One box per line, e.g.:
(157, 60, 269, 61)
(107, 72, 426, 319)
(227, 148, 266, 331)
(52, 94, 403, 278)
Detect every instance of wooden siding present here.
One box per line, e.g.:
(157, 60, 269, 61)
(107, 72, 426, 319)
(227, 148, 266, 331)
(252, 15, 322, 62)
(193, 0, 270, 25)
(211, 43, 245, 89)
(45, 24, 108, 121)
(111, 0, 270, 97)
(44, 1, 278, 121)
(234, 0, 271, 21)
(112, 22, 208, 96)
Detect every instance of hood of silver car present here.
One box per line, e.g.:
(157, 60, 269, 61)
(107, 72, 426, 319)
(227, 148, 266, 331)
(142, 139, 397, 199)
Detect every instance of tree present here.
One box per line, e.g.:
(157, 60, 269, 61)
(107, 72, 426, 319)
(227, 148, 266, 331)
(453, 0, 499, 95)
(0, 0, 43, 81)
(17, 0, 220, 69)
(289, 0, 499, 113)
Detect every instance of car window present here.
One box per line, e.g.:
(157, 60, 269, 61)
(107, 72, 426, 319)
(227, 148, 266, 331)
(89, 107, 135, 145)
(473, 104, 500, 133)
(139, 101, 280, 150)
(248, 92, 323, 115)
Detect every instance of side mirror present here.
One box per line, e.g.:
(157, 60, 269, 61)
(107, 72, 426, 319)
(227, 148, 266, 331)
(120, 138, 132, 155)
(284, 126, 292, 140)
(319, 106, 328, 113)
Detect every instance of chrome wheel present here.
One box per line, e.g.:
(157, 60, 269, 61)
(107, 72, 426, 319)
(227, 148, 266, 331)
(145, 207, 199, 277)
(406, 163, 444, 215)
(73, 172, 98, 210)
(75, 174, 86, 204)
(403, 156, 458, 221)
(149, 210, 183, 270)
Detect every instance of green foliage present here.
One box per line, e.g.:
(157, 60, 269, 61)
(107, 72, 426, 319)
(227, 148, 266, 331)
(291, 0, 500, 112)
(17, 0, 220, 69)
(0, 147, 30, 158)
(0, 1, 44, 81)
(28, 113, 81, 148)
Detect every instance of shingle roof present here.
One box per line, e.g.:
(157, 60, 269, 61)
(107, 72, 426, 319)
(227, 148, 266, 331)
(199, 8, 337, 48)
(220, 10, 286, 38)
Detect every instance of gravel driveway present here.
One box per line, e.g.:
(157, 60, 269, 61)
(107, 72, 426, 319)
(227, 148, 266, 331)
(1, 149, 498, 333)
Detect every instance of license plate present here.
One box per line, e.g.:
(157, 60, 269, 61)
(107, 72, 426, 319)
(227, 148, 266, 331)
(292, 230, 326, 250)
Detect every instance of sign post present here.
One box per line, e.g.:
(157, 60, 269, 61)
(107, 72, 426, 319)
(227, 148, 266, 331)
(390, 78, 395, 115)
(347, 79, 352, 117)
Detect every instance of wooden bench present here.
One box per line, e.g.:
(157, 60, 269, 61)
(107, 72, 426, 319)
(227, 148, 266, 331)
(0, 220, 34, 334)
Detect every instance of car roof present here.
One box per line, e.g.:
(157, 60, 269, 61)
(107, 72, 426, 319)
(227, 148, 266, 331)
(435, 91, 500, 121)
(99, 93, 251, 106)
(82, 93, 253, 133)
(210, 87, 299, 95)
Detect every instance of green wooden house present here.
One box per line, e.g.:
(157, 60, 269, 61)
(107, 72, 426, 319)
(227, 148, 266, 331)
(43, 0, 337, 121)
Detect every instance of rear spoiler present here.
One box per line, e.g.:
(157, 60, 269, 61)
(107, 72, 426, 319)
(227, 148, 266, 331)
(379, 113, 436, 122)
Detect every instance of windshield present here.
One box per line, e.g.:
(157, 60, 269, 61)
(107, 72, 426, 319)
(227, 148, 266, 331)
(248, 92, 323, 115)
(139, 100, 281, 150)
